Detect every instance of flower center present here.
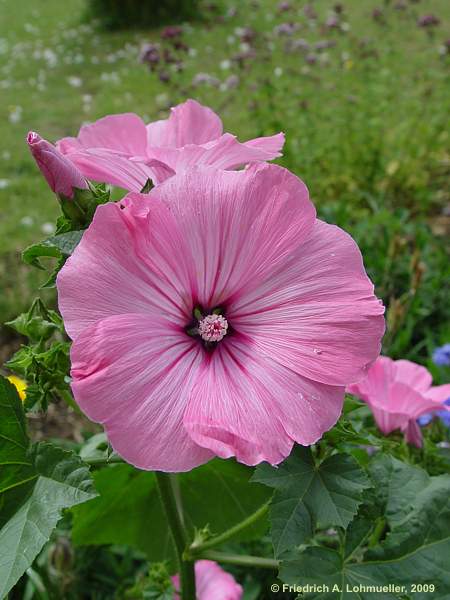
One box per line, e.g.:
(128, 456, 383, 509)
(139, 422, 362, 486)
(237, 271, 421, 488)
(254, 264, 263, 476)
(198, 314, 229, 342)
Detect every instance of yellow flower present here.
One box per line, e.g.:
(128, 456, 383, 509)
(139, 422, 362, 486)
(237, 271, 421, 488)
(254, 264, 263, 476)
(7, 375, 27, 401)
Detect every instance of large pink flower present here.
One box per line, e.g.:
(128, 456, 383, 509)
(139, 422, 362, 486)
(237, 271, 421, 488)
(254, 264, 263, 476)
(172, 560, 242, 600)
(347, 356, 450, 447)
(56, 99, 284, 191)
(57, 164, 385, 471)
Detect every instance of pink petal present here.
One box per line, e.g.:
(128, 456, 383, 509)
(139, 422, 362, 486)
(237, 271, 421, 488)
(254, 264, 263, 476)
(243, 131, 285, 156)
(58, 113, 148, 156)
(387, 381, 440, 419)
(146, 99, 223, 147)
(229, 219, 385, 386)
(173, 560, 243, 600)
(147, 132, 284, 173)
(70, 314, 213, 471)
(424, 384, 450, 403)
(184, 336, 343, 466)
(394, 359, 432, 393)
(57, 199, 193, 339)
(402, 419, 423, 448)
(143, 158, 176, 184)
(150, 163, 316, 310)
(369, 405, 407, 435)
(347, 356, 394, 405)
(62, 148, 155, 191)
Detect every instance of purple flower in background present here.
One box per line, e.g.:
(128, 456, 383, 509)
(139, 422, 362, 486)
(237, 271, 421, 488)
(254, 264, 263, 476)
(305, 53, 318, 65)
(232, 48, 256, 67)
(433, 344, 450, 367)
(161, 26, 183, 39)
(140, 43, 160, 69)
(159, 71, 171, 83)
(315, 39, 336, 51)
(325, 15, 340, 29)
(239, 27, 256, 43)
(303, 4, 317, 19)
(372, 8, 384, 22)
(274, 22, 298, 36)
(417, 14, 440, 28)
(288, 38, 310, 53)
(192, 72, 220, 87)
(418, 397, 450, 427)
(223, 74, 240, 90)
(277, 1, 291, 12)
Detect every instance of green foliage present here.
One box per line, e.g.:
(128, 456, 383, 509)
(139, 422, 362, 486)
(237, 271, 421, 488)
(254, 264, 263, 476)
(86, 0, 201, 30)
(279, 455, 450, 599)
(6, 298, 71, 411)
(20, 183, 110, 289)
(6, 298, 62, 342)
(0, 375, 97, 599)
(72, 459, 271, 564)
(125, 563, 175, 600)
(253, 447, 370, 558)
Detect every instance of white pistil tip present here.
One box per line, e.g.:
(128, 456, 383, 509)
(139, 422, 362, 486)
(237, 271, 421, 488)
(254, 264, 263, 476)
(198, 314, 229, 342)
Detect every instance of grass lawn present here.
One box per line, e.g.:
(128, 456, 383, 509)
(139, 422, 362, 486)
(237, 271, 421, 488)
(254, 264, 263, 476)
(0, 0, 449, 368)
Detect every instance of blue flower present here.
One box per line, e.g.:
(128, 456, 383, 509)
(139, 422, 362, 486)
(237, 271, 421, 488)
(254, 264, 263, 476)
(432, 343, 450, 367)
(418, 397, 450, 428)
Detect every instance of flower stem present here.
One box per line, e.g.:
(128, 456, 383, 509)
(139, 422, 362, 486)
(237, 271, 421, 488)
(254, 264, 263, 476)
(368, 517, 386, 547)
(196, 550, 279, 570)
(83, 454, 125, 466)
(189, 500, 270, 555)
(155, 472, 196, 600)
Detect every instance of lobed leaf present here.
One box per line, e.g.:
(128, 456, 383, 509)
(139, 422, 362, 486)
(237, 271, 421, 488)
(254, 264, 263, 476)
(280, 456, 450, 599)
(0, 375, 97, 598)
(253, 446, 370, 558)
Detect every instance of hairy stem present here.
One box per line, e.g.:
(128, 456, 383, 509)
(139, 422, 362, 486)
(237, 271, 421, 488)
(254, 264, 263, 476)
(196, 550, 279, 570)
(82, 454, 124, 466)
(155, 472, 196, 600)
(369, 517, 387, 547)
(190, 500, 270, 555)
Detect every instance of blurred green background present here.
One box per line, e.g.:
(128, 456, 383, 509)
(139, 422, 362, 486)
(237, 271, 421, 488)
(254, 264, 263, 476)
(0, 0, 449, 363)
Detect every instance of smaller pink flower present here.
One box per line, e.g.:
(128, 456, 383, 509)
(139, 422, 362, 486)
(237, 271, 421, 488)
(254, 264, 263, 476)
(347, 356, 450, 447)
(172, 560, 242, 600)
(56, 99, 285, 191)
(27, 131, 87, 198)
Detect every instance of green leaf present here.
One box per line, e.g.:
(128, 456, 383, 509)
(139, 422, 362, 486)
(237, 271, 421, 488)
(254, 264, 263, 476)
(46, 230, 83, 256)
(322, 418, 381, 448)
(0, 375, 97, 597)
(72, 459, 271, 564)
(6, 298, 63, 342)
(0, 377, 35, 529)
(280, 458, 450, 599)
(6, 341, 71, 412)
(368, 454, 429, 527)
(22, 242, 60, 270)
(253, 446, 370, 558)
(22, 230, 83, 285)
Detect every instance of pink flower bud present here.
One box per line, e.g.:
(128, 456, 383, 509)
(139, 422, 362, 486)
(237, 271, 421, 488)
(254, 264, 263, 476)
(27, 131, 87, 198)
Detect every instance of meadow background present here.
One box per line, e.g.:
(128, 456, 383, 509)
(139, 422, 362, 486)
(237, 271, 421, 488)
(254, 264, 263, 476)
(0, 0, 449, 596)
